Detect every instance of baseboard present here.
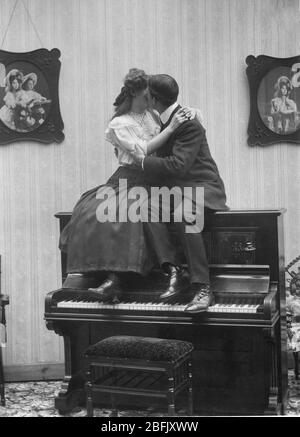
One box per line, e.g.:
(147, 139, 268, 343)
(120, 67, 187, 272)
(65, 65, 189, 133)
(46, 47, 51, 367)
(3, 363, 64, 382)
(3, 353, 295, 382)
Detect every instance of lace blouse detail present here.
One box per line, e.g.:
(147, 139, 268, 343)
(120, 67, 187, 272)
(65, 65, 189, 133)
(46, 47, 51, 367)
(105, 110, 161, 166)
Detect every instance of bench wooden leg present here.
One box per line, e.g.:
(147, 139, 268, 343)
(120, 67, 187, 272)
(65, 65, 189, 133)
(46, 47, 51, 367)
(0, 384, 4, 406)
(167, 371, 176, 416)
(110, 394, 118, 417)
(109, 409, 119, 417)
(85, 371, 94, 417)
(188, 360, 193, 416)
(0, 347, 5, 406)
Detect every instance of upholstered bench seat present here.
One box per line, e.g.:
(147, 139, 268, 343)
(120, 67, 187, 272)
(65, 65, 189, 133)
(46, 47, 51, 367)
(85, 335, 193, 362)
(84, 335, 194, 416)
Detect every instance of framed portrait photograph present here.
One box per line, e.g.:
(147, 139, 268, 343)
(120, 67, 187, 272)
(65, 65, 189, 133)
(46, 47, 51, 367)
(246, 54, 300, 146)
(0, 48, 64, 145)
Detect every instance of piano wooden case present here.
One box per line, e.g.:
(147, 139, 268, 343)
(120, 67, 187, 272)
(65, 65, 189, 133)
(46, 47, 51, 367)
(45, 210, 288, 415)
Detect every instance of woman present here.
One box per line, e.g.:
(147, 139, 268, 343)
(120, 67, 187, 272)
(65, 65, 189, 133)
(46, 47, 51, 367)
(0, 69, 24, 130)
(60, 68, 192, 302)
(270, 76, 297, 133)
(21, 73, 47, 103)
(16, 73, 51, 131)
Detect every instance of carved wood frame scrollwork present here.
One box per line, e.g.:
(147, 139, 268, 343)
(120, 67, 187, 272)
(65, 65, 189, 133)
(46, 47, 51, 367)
(0, 48, 64, 145)
(246, 54, 300, 146)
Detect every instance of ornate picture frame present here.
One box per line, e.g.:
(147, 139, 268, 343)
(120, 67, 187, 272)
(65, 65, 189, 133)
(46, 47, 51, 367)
(0, 48, 64, 145)
(246, 55, 300, 146)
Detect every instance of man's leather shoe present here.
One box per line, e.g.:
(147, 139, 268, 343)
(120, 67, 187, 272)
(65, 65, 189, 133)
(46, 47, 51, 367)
(88, 274, 121, 303)
(159, 266, 184, 300)
(185, 284, 214, 313)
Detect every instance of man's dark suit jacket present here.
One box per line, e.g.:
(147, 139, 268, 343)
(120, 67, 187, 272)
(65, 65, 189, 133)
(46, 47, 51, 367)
(143, 108, 229, 211)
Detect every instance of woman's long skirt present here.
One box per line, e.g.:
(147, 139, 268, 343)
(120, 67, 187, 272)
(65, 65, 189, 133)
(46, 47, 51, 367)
(59, 166, 156, 275)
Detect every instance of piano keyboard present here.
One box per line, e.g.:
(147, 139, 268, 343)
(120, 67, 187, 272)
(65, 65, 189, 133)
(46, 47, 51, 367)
(56, 300, 261, 313)
(208, 303, 260, 313)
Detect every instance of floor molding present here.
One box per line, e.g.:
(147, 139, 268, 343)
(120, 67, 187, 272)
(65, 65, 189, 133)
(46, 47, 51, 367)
(4, 363, 64, 382)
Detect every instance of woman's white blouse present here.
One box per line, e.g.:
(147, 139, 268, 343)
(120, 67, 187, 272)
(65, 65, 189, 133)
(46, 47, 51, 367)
(105, 110, 161, 166)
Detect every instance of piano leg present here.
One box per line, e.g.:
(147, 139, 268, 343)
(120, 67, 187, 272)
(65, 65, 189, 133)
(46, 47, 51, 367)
(263, 325, 281, 415)
(46, 321, 87, 414)
(55, 370, 87, 414)
(59, 334, 72, 398)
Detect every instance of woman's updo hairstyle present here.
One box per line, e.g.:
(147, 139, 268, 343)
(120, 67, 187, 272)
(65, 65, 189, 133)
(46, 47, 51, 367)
(274, 75, 293, 98)
(112, 68, 148, 118)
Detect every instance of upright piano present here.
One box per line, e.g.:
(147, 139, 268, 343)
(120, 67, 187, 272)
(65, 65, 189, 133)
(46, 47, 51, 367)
(45, 210, 288, 415)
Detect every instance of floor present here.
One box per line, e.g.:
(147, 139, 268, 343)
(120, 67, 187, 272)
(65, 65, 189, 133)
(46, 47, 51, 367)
(0, 370, 299, 417)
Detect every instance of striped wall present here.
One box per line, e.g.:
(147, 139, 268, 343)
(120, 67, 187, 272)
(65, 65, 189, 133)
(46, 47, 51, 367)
(0, 0, 299, 379)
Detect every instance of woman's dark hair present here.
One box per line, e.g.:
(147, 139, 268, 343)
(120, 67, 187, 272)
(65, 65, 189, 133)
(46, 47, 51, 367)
(112, 68, 148, 118)
(278, 80, 291, 96)
(274, 76, 292, 98)
(7, 74, 22, 92)
(148, 74, 179, 107)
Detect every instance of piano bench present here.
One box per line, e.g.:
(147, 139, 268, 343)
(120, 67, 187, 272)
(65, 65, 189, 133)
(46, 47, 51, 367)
(83, 335, 194, 417)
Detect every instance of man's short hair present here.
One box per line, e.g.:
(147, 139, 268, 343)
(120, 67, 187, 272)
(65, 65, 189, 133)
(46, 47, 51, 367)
(148, 74, 179, 106)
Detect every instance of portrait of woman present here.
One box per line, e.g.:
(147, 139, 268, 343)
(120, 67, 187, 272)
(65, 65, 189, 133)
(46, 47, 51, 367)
(14, 72, 51, 132)
(0, 68, 24, 130)
(21, 72, 47, 103)
(268, 76, 298, 134)
(0, 68, 51, 133)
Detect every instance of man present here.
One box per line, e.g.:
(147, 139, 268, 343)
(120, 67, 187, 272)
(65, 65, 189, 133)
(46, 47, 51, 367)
(133, 74, 228, 313)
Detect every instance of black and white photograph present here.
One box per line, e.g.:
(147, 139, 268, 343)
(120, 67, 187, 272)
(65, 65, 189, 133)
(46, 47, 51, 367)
(263, 71, 299, 134)
(0, 48, 64, 144)
(0, 0, 300, 423)
(0, 66, 51, 132)
(247, 54, 300, 145)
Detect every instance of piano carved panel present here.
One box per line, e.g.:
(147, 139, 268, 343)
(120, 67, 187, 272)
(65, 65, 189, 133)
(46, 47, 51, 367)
(171, 226, 257, 266)
(204, 227, 257, 265)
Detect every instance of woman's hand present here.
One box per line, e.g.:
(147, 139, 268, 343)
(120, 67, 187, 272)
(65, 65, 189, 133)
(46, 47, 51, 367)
(180, 107, 205, 125)
(180, 106, 197, 120)
(168, 109, 189, 132)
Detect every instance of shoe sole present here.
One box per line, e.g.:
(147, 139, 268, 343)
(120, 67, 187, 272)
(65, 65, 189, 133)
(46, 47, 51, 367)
(184, 307, 208, 313)
(87, 289, 121, 303)
(159, 291, 184, 302)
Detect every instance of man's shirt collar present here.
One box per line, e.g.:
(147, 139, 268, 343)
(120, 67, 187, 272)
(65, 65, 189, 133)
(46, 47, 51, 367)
(160, 102, 179, 125)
